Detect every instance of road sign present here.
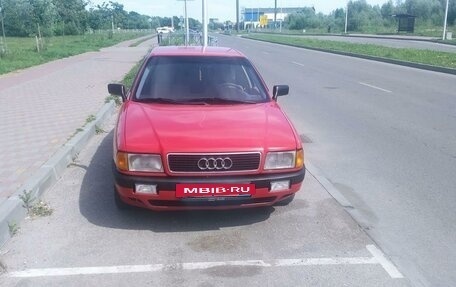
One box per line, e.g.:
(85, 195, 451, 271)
(260, 15, 268, 27)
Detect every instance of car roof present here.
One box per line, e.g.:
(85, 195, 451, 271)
(149, 46, 246, 58)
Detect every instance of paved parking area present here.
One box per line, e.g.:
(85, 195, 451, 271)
(0, 116, 410, 287)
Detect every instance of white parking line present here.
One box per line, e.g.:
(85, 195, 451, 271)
(367, 244, 404, 279)
(359, 82, 392, 93)
(7, 245, 403, 279)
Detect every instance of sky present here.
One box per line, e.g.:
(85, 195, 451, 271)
(89, 0, 389, 22)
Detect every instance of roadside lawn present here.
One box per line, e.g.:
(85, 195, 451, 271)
(245, 34, 456, 69)
(0, 31, 151, 75)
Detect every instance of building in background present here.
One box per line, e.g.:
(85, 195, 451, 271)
(242, 7, 302, 29)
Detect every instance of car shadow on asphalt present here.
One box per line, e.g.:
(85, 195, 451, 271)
(79, 131, 274, 232)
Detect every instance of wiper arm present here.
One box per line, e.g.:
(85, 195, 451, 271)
(187, 97, 257, 104)
(135, 98, 203, 105)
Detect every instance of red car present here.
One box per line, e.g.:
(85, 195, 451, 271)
(108, 46, 305, 211)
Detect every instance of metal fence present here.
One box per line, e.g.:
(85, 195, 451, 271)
(157, 32, 218, 46)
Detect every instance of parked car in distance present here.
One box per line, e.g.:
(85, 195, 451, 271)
(107, 46, 305, 211)
(156, 26, 174, 34)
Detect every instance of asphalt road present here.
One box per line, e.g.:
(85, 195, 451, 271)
(288, 35, 456, 53)
(214, 34, 456, 286)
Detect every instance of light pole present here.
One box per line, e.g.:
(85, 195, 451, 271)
(202, 0, 207, 46)
(111, 15, 115, 34)
(185, 0, 189, 45)
(442, 0, 449, 40)
(0, 0, 7, 54)
(177, 0, 194, 46)
(345, 1, 349, 34)
(236, 0, 239, 32)
(274, 0, 277, 28)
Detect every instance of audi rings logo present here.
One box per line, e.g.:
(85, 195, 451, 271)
(197, 157, 233, 170)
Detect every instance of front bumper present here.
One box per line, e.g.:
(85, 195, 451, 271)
(113, 165, 306, 211)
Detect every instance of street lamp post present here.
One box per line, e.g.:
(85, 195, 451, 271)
(0, 0, 7, 54)
(177, 0, 193, 46)
(345, 1, 349, 34)
(274, 0, 277, 28)
(111, 15, 115, 34)
(442, 0, 449, 40)
(202, 0, 207, 46)
(236, 0, 239, 32)
(185, 0, 189, 45)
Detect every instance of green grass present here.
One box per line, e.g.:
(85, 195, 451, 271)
(246, 34, 456, 69)
(122, 60, 143, 89)
(104, 58, 142, 107)
(129, 35, 155, 47)
(250, 23, 455, 38)
(0, 31, 149, 75)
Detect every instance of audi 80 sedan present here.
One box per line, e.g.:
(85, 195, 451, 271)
(108, 46, 305, 211)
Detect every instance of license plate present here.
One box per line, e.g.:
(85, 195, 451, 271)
(176, 184, 256, 198)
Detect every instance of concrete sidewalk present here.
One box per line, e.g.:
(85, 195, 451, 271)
(0, 36, 155, 243)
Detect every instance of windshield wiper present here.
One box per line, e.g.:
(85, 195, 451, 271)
(135, 98, 204, 105)
(186, 97, 257, 104)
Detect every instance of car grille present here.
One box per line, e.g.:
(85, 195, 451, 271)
(167, 153, 261, 173)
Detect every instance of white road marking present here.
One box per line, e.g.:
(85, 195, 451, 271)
(7, 245, 403, 279)
(367, 244, 404, 279)
(292, 63, 393, 94)
(262, 51, 270, 55)
(292, 61, 306, 67)
(359, 82, 392, 93)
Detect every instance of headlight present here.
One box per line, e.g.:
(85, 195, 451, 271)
(116, 152, 163, 172)
(264, 151, 296, 170)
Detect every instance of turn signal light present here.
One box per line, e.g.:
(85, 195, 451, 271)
(116, 152, 128, 171)
(295, 149, 304, 168)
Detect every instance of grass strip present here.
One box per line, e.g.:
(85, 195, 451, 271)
(122, 60, 142, 88)
(0, 32, 149, 75)
(245, 34, 456, 69)
(129, 35, 156, 47)
(105, 59, 143, 107)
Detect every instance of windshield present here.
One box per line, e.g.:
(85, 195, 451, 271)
(134, 56, 269, 104)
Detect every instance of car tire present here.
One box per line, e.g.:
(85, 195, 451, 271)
(274, 194, 295, 206)
(114, 187, 133, 210)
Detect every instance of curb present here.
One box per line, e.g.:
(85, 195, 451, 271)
(304, 161, 374, 229)
(0, 101, 117, 247)
(243, 36, 456, 75)
(305, 162, 353, 209)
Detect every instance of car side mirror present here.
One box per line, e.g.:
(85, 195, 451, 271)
(272, 85, 289, 101)
(108, 83, 127, 102)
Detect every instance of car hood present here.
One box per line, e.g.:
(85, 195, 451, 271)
(118, 102, 299, 154)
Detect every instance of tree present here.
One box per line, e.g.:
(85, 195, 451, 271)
(439, 0, 456, 26)
(286, 7, 320, 30)
(109, 1, 127, 29)
(52, 0, 88, 35)
(381, 0, 394, 18)
(2, 0, 34, 36)
(30, 0, 57, 36)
